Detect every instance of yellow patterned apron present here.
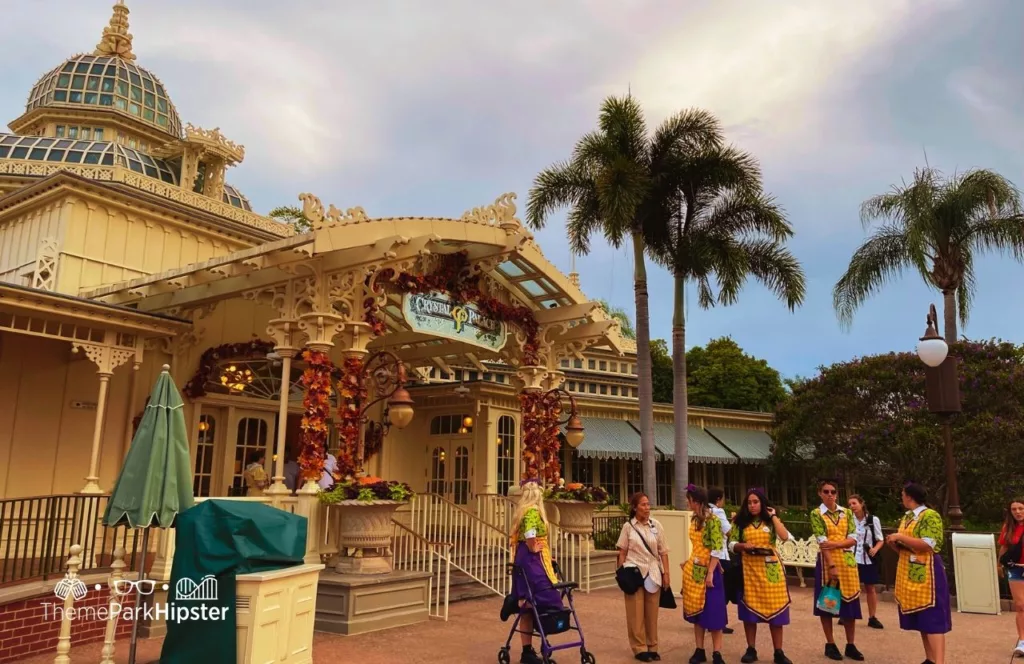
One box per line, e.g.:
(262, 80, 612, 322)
(894, 513, 936, 614)
(820, 509, 860, 602)
(739, 522, 791, 621)
(682, 518, 712, 618)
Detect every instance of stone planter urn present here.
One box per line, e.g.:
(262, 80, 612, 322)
(548, 500, 597, 536)
(326, 500, 406, 574)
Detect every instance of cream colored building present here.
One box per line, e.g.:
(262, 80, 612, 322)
(0, 3, 801, 609)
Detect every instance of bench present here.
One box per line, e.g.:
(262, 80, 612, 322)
(776, 536, 821, 587)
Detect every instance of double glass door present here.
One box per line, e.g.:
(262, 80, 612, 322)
(427, 441, 472, 505)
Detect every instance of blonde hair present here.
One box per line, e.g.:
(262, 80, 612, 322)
(510, 482, 549, 540)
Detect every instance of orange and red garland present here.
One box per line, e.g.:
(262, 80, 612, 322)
(298, 350, 335, 483)
(519, 390, 564, 484)
(336, 355, 366, 478)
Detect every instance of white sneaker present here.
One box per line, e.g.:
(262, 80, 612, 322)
(1015, 640, 1024, 657)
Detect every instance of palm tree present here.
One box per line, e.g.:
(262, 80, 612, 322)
(646, 121, 806, 508)
(527, 95, 715, 499)
(597, 299, 636, 340)
(834, 167, 1023, 342)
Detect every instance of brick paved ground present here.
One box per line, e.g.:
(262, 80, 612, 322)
(11, 587, 1017, 663)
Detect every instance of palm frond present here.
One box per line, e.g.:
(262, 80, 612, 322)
(695, 188, 792, 243)
(598, 95, 650, 167)
(956, 254, 976, 329)
(738, 239, 807, 310)
(525, 160, 592, 230)
(833, 225, 914, 329)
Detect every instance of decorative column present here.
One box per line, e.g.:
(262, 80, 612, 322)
(74, 336, 141, 494)
(266, 318, 302, 495)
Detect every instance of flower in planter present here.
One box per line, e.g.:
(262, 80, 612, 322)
(545, 484, 610, 504)
(318, 478, 414, 504)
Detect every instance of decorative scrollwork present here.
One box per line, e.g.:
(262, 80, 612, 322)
(459, 192, 518, 226)
(297, 193, 369, 230)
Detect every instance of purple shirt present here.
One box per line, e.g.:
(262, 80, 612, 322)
(319, 454, 337, 490)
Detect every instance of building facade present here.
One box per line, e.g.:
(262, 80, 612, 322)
(0, 2, 801, 515)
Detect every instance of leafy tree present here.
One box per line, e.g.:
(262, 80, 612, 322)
(686, 337, 787, 412)
(527, 95, 713, 498)
(772, 340, 1024, 523)
(834, 167, 1023, 342)
(268, 205, 313, 233)
(650, 338, 673, 404)
(597, 299, 636, 340)
(644, 112, 806, 506)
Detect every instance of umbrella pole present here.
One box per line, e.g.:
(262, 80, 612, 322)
(128, 528, 150, 664)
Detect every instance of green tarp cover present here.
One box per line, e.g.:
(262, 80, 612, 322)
(159, 499, 307, 664)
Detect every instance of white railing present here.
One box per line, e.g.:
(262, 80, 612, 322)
(547, 522, 592, 593)
(392, 521, 452, 620)
(476, 493, 516, 533)
(407, 493, 510, 596)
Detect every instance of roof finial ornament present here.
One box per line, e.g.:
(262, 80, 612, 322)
(568, 253, 580, 288)
(94, 0, 136, 61)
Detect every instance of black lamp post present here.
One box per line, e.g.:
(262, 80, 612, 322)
(916, 303, 964, 531)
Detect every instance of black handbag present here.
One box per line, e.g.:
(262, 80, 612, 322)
(616, 565, 644, 594)
(1000, 533, 1023, 568)
(659, 585, 677, 609)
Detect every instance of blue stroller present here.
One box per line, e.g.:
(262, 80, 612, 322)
(498, 560, 596, 664)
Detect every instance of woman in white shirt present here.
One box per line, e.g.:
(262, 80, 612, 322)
(849, 494, 884, 630)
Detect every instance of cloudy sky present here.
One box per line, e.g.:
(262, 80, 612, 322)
(2, 0, 1023, 379)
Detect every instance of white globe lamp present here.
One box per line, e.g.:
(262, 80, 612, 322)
(917, 304, 948, 368)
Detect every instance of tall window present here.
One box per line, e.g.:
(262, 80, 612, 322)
(723, 465, 741, 505)
(497, 415, 516, 496)
(570, 450, 593, 486)
(193, 415, 215, 497)
(625, 460, 642, 502)
(599, 459, 621, 504)
(453, 446, 470, 504)
(232, 418, 268, 493)
(656, 460, 673, 507)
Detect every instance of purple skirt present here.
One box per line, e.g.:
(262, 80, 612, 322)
(814, 559, 862, 621)
(737, 597, 790, 626)
(898, 554, 952, 635)
(684, 567, 728, 631)
(512, 541, 563, 612)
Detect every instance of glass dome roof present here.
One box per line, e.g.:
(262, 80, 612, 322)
(26, 53, 182, 138)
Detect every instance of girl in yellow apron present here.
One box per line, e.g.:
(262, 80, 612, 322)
(681, 485, 727, 664)
(728, 488, 794, 664)
(886, 482, 951, 664)
(810, 479, 864, 661)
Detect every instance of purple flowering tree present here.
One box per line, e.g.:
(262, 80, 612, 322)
(772, 340, 1024, 523)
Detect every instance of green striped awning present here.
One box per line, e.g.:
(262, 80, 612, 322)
(565, 417, 645, 460)
(705, 427, 773, 464)
(630, 421, 739, 463)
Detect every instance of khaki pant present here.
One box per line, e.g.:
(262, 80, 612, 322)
(624, 589, 660, 654)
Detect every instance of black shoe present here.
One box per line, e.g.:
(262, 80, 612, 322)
(648, 654, 661, 661)
(712, 653, 725, 664)
(689, 649, 707, 664)
(724, 626, 735, 634)
(635, 654, 653, 662)
(824, 643, 843, 661)
(845, 644, 865, 661)
(520, 646, 543, 664)
(867, 616, 883, 629)
(740, 647, 758, 663)
(773, 650, 793, 664)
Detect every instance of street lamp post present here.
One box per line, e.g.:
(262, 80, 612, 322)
(916, 303, 964, 531)
(537, 387, 585, 483)
(351, 350, 415, 476)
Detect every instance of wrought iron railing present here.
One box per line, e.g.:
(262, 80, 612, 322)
(0, 494, 139, 585)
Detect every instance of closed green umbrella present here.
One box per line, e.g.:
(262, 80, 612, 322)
(103, 363, 194, 664)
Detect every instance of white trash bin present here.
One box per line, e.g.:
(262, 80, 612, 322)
(951, 532, 1001, 615)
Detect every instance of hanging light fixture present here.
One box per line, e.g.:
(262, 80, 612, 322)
(220, 364, 254, 392)
(463, 415, 474, 428)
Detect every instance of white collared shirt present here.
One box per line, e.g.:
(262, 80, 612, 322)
(710, 505, 731, 561)
(854, 514, 883, 565)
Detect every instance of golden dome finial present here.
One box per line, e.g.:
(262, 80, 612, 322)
(94, 0, 136, 61)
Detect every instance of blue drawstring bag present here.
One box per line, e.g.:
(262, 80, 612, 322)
(816, 582, 841, 615)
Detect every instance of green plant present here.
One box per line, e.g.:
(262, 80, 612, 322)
(546, 484, 610, 504)
(318, 479, 414, 504)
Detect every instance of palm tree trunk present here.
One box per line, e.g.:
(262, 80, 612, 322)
(631, 230, 657, 501)
(942, 289, 957, 343)
(672, 275, 689, 509)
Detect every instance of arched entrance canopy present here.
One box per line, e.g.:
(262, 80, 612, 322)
(82, 193, 626, 375)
